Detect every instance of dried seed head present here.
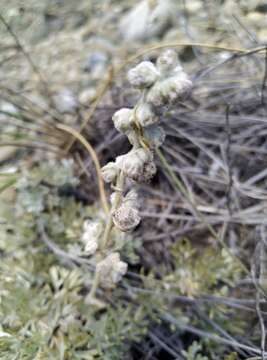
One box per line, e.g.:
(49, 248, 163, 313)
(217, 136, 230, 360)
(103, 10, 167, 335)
(143, 160, 157, 182)
(101, 162, 118, 183)
(156, 49, 181, 75)
(96, 252, 128, 288)
(135, 102, 158, 127)
(112, 204, 141, 232)
(115, 148, 153, 181)
(112, 108, 133, 133)
(128, 61, 159, 89)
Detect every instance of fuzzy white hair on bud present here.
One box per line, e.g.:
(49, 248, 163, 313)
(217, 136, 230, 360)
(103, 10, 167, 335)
(156, 49, 180, 75)
(96, 252, 128, 288)
(84, 239, 98, 256)
(115, 148, 153, 181)
(112, 108, 134, 133)
(101, 162, 119, 183)
(82, 220, 102, 242)
(81, 220, 103, 256)
(147, 71, 192, 106)
(128, 61, 159, 89)
(123, 189, 139, 209)
(135, 102, 159, 127)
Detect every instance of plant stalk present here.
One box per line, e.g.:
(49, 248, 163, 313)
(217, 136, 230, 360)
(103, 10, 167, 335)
(88, 171, 125, 301)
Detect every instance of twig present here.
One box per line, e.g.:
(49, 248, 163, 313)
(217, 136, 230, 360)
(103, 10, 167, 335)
(261, 47, 267, 107)
(163, 313, 266, 356)
(225, 105, 233, 216)
(0, 13, 50, 96)
(38, 221, 93, 270)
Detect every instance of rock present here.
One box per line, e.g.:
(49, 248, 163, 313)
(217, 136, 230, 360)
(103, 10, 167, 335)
(82, 52, 109, 73)
(81, 51, 110, 79)
(53, 89, 78, 113)
(0, 102, 18, 114)
(79, 88, 97, 105)
(185, 0, 202, 14)
(0, 147, 17, 163)
(246, 11, 266, 25)
(119, 0, 174, 42)
(258, 29, 267, 43)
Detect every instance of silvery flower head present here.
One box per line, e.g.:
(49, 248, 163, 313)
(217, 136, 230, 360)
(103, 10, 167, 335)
(115, 148, 153, 181)
(101, 162, 119, 183)
(156, 49, 181, 75)
(135, 102, 159, 127)
(128, 61, 160, 89)
(112, 108, 133, 133)
(96, 252, 128, 288)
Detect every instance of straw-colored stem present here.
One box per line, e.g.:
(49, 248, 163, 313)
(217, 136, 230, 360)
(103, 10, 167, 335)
(56, 123, 109, 214)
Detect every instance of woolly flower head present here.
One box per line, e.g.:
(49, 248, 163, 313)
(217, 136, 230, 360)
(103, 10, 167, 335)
(115, 148, 155, 182)
(96, 252, 128, 288)
(128, 61, 159, 89)
(147, 69, 192, 107)
(81, 220, 103, 255)
(156, 49, 181, 75)
(112, 108, 133, 133)
(134, 49, 192, 107)
(135, 102, 158, 127)
(101, 162, 118, 183)
(123, 188, 139, 209)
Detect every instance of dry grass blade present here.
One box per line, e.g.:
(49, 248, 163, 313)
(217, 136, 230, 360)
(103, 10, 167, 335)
(56, 123, 109, 214)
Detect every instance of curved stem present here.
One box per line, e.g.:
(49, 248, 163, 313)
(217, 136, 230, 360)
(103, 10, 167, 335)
(56, 123, 109, 214)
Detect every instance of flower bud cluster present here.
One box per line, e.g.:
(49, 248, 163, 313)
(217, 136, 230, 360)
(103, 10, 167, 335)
(86, 50, 192, 295)
(100, 49, 192, 237)
(101, 49, 192, 189)
(81, 220, 103, 255)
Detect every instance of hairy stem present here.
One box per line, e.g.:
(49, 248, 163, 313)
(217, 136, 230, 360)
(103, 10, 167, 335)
(100, 171, 125, 250)
(88, 268, 100, 300)
(88, 171, 125, 300)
